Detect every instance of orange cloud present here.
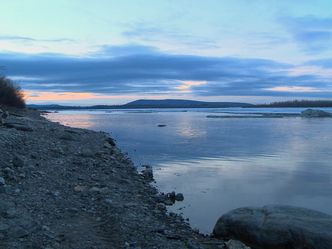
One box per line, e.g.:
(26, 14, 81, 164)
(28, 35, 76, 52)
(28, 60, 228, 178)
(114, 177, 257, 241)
(24, 91, 107, 101)
(176, 80, 207, 92)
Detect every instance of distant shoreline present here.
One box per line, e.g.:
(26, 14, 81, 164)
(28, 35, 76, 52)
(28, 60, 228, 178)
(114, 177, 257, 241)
(28, 99, 332, 110)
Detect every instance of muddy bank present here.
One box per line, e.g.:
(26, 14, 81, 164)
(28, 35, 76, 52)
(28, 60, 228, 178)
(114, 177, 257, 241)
(0, 107, 242, 249)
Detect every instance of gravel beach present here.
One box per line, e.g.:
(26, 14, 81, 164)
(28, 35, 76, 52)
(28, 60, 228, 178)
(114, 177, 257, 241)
(0, 107, 231, 249)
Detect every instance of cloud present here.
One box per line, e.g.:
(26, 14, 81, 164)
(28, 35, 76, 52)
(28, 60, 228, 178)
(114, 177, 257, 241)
(96, 44, 161, 57)
(264, 86, 322, 93)
(122, 22, 218, 49)
(0, 44, 331, 99)
(0, 35, 75, 43)
(306, 58, 332, 69)
(282, 16, 332, 53)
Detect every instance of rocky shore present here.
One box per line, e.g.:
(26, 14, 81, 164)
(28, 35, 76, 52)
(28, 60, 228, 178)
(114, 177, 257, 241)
(0, 107, 243, 249)
(2, 106, 331, 249)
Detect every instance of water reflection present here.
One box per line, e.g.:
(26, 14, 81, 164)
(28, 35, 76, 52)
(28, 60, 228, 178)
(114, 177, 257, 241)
(48, 113, 97, 129)
(176, 114, 207, 138)
(47, 109, 332, 233)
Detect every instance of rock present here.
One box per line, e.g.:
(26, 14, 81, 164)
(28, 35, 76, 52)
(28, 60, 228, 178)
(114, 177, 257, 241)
(2, 167, 16, 181)
(0, 222, 9, 232)
(224, 240, 251, 249)
(59, 133, 74, 141)
(67, 208, 79, 214)
(164, 199, 175, 206)
(156, 203, 166, 211)
(103, 142, 113, 149)
(80, 149, 95, 158)
(156, 192, 184, 206)
(73, 185, 85, 192)
(213, 205, 332, 249)
(104, 198, 113, 205)
(12, 156, 25, 168)
(8, 216, 38, 238)
(47, 191, 60, 197)
(4, 122, 33, 131)
(106, 137, 116, 146)
(167, 192, 176, 203)
(89, 186, 109, 194)
(18, 173, 26, 178)
(301, 108, 332, 118)
(0, 177, 5, 186)
(175, 193, 184, 201)
(141, 165, 153, 182)
(0, 111, 9, 125)
(0, 200, 15, 218)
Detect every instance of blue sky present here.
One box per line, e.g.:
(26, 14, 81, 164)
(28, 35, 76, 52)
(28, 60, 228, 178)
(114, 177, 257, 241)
(1, 0, 332, 104)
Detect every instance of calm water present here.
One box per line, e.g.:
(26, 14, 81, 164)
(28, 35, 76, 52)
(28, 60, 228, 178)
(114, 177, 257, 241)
(46, 108, 332, 233)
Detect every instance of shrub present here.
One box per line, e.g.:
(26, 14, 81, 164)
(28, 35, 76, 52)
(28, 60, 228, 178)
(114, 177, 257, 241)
(0, 76, 26, 108)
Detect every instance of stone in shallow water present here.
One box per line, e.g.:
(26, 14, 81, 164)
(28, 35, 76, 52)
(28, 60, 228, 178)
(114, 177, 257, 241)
(301, 109, 332, 118)
(175, 193, 184, 201)
(213, 205, 332, 249)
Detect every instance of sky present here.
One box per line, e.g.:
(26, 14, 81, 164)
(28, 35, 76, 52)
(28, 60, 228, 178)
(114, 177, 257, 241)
(1, 0, 332, 105)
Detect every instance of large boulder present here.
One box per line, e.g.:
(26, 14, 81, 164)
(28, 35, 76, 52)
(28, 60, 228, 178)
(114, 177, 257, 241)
(301, 109, 332, 118)
(213, 205, 332, 249)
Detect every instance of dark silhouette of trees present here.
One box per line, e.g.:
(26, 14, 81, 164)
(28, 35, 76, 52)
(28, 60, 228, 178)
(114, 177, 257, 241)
(255, 100, 332, 108)
(0, 76, 26, 108)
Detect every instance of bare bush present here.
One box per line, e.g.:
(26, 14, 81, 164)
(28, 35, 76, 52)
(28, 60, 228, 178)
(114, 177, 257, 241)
(0, 77, 26, 108)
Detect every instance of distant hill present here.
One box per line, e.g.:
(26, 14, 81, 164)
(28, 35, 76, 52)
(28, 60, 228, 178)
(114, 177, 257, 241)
(28, 99, 253, 110)
(123, 99, 253, 108)
(253, 100, 332, 108)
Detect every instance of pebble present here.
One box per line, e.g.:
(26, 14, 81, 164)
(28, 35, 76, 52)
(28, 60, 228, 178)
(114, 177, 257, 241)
(3, 167, 16, 180)
(74, 185, 85, 192)
(0, 223, 9, 232)
(67, 207, 79, 213)
(103, 142, 113, 149)
(89, 186, 108, 194)
(156, 203, 166, 211)
(3, 208, 17, 218)
(0, 177, 5, 186)
(12, 156, 25, 168)
(141, 165, 153, 181)
(104, 198, 113, 205)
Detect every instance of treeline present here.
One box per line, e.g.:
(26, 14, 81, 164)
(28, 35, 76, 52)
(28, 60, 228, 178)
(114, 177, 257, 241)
(254, 100, 332, 108)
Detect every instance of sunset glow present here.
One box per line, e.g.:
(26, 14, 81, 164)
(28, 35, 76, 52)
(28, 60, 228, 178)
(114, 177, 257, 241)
(24, 91, 114, 101)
